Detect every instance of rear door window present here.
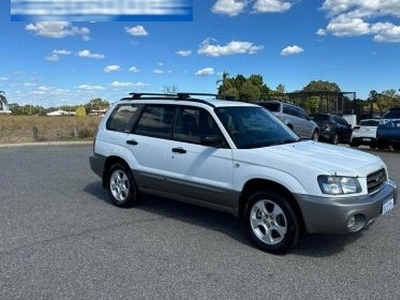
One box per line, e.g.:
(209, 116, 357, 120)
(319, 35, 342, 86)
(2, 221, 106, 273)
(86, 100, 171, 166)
(134, 105, 175, 139)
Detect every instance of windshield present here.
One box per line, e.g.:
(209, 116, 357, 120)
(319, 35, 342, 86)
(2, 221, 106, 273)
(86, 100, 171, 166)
(381, 109, 400, 119)
(311, 114, 329, 122)
(360, 119, 379, 126)
(215, 106, 300, 149)
(258, 102, 280, 112)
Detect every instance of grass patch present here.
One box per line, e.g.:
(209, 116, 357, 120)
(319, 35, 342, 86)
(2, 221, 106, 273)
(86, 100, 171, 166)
(0, 115, 101, 144)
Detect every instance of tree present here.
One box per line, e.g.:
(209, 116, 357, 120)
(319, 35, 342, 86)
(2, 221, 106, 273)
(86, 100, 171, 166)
(162, 85, 179, 94)
(301, 80, 341, 113)
(303, 80, 340, 92)
(240, 82, 261, 102)
(216, 73, 270, 101)
(75, 106, 87, 117)
(216, 72, 234, 98)
(0, 91, 7, 105)
(276, 84, 286, 100)
(84, 98, 110, 114)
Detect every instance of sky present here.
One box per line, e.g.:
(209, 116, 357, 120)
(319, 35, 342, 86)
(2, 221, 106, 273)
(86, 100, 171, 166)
(1, 0, 400, 108)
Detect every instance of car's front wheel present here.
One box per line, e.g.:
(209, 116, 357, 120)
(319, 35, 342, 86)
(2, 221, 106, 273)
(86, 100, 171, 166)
(106, 163, 139, 208)
(245, 190, 300, 254)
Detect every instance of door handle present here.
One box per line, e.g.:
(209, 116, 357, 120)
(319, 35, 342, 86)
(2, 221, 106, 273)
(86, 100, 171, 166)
(172, 147, 187, 154)
(126, 139, 138, 145)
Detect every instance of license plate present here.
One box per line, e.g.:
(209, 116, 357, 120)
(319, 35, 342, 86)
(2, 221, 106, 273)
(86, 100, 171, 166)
(362, 138, 371, 142)
(382, 198, 394, 215)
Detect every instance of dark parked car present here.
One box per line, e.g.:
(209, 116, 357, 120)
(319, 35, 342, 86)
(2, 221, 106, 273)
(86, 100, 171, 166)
(310, 114, 352, 144)
(380, 107, 400, 124)
(376, 120, 400, 151)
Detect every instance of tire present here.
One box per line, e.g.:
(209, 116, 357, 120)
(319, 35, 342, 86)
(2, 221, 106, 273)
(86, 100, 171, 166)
(331, 132, 339, 145)
(245, 190, 300, 254)
(349, 142, 359, 147)
(311, 130, 319, 142)
(106, 163, 139, 208)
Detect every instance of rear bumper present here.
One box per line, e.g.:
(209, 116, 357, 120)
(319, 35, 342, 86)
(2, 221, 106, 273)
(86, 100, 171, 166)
(351, 137, 377, 145)
(89, 152, 107, 179)
(295, 179, 397, 234)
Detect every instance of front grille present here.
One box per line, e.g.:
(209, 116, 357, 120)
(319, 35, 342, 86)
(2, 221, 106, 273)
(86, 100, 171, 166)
(367, 168, 387, 194)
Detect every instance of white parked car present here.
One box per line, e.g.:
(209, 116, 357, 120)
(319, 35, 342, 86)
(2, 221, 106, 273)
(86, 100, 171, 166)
(90, 93, 397, 254)
(350, 119, 380, 148)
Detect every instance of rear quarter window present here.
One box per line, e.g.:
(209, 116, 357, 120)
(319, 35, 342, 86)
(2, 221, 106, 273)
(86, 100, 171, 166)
(106, 104, 141, 132)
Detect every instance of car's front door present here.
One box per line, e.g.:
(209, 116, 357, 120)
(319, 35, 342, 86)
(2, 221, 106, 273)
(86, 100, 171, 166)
(166, 106, 235, 211)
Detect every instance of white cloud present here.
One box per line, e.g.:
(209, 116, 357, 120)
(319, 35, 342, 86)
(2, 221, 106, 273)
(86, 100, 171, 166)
(78, 49, 105, 59)
(31, 86, 69, 95)
(77, 84, 105, 90)
(46, 49, 72, 61)
(195, 67, 215, 76)
(280, 45, 304, 56)
(0, 77, 9, 81)
(25, 22, 90, 40)
(212, 0, 246, 16)
(253, 0, 292, 13)
(176, 50, 192, 57)
(319, 0, 400, 42)
(153, 69, 164, 74)
(111, 81, 132, 88)
(46, 54, 59, 61)
(371, 22, 400, 43)
(198, 38, 264, 56)
(104, 65, 121, 73)
(125, 25, 148, 36)
(129, 66, 140, 72)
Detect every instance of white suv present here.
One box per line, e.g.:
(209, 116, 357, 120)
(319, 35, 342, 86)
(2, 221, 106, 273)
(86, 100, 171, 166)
(90, 93, 397, 254)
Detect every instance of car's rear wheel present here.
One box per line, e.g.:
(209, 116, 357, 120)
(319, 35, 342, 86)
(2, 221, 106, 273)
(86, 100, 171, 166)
(106, 163, 139, 208)
(349, 141, 359, 147)
(245, 190, 300, 254)
(331, 132, 339, 145)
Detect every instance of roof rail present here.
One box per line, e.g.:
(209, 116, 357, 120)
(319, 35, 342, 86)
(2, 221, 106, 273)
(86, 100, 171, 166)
(177, 92, 218, 100)
(128, 92, 176, 99)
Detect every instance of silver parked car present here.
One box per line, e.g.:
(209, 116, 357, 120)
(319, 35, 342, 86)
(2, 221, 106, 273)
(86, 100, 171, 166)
(256, 100, 319, 141)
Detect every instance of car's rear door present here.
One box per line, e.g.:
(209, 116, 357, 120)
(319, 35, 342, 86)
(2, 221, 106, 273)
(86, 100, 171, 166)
(125, 104, 176, 193)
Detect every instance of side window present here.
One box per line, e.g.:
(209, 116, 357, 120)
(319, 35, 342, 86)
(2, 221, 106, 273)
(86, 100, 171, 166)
(334, 116, 347, 126)
(106, 104, 140, 132)
(296, 108, 309, 120)
(174, 107, 201, 144)
(285, 105, 300, 118)
(173, 107, 227, 147)
(135, 105, 174, 139)
(282, 104, 290, 114)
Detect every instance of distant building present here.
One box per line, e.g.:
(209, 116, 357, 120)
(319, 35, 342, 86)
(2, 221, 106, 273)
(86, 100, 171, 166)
(46, 109, 76, 116)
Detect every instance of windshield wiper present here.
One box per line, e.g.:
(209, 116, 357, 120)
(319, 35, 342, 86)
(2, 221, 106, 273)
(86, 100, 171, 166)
(272, 139, 298, 146)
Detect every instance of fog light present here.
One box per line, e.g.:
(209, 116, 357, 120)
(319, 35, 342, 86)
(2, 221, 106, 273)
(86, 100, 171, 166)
(347, 214, 366, 232)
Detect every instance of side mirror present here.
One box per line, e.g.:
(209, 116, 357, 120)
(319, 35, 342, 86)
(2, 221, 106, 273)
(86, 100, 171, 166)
(201, 135, 225, 147)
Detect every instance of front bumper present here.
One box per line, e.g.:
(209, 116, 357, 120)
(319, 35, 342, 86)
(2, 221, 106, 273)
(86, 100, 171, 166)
(295, 179, 397, 234)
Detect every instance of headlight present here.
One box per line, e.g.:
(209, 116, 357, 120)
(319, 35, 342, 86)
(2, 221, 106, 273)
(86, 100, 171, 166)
(318, 175, 361, 195)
